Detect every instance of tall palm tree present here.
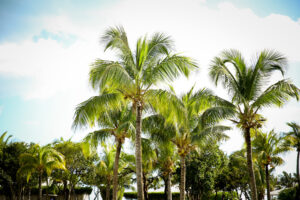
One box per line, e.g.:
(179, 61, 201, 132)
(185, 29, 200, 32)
(209, 49, 300, 200)
(74, 105, 135, 200)
(252, 130, 291, 200)
(143, 87, 231, 200)
(74, 26, 197, 200)
(284, 122, 300, 200)
(18, 144, 66, 200)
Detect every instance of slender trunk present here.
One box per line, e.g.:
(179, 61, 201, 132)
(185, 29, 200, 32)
(244, 127, 258, 200)
(164, 177, 168, 200)
(167, 173, 172, 200)
(297, 150, 300, 200)
(38, 173, 42, 200)
(265, 165, 271, 200)
(46, 176, 49, 200)
(215, 190, 217, 200)
(135, 102, 144, 200)
(28, 187, 31, 200)
(179, 155, 186, 200)
(221, 191, 224, 200)
(68, 184, 72, 200)
(106, 180, 111, 200)
(143, 174, 148, 200)
(112, 140, 122, 200)
(22, 186, 25, 200)
(9, 183, 16, 200)
(63, 180, 68, 200)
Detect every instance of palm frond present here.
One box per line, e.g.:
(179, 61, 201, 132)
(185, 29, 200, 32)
(72, 93, 122, 129)
(252, 79, 300, 108)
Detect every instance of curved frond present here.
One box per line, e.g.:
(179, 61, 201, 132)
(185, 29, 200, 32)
(252, 79, 300, 108)
(72, 93, 122, 129)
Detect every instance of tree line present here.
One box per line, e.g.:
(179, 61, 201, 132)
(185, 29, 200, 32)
(1, 26, 300, 200)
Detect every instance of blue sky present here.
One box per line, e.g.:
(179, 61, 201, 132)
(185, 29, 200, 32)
(1, 0, 300, 173)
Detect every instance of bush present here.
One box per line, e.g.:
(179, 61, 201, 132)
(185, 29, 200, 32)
(278, 187, 296, 200)
(124, 191, 237, 200)
(124, 192, 180, 200)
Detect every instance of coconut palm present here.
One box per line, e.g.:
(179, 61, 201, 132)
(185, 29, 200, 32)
(209, 49, 300, 200)
(74, 105, 135, 200)
(156, 142, 177, 200)
(18, 144, 65, 200)
(143, 87, 231, 200)
(284, 122, 300, 199)
(252, 130, 291, 200)
(73, 26, 197, 200)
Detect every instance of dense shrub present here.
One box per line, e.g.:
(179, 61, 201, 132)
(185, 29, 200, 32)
(124, 192, 180, 200)
(278, 187, 296, 200)
(124, 191, 237, 200)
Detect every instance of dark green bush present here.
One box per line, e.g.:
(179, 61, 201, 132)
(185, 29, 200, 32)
(278, 187, 296, 200)
(124, 191, 237, 200)
(124, 192, 180, 200)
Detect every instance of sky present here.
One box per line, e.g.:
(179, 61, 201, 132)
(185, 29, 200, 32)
(0, 0, 300, 175)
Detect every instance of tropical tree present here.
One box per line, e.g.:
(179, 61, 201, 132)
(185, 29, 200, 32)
(284, 122, 300, 199)
(53, 138, 97, 200)
(156, 142, 177, 200)
(74, 105, 135, 200)
(73, 26, 197, 200)
(18, 144, 66, 200)
(252, 130, 291, 200)
(0, 141, 28, 200)
(209, 49, 300, 200)
(143, 86, 231, 200)
(95, 143, 132, 200)
(278, 171, 297, 188)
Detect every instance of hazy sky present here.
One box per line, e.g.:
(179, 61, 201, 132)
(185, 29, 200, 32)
(1, 0, 300, 174)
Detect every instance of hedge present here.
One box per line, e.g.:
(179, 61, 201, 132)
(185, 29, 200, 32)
(124, 192, 180, 200)
(278, 187, 297, 200)
(124, 191, 237, 200)
(0, 186, 92, 195)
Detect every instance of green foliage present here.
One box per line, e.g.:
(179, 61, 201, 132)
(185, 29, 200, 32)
(278, 187, 297, 200)
(0, 142, 29, 197)
(184, 145, 223, 199)
(124, 192, 180, 200)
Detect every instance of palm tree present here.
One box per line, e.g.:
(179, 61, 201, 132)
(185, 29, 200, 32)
(0, 131, 12, 150)
(279, 171, 297, 188)
(74, 26, 197, 200)
(284, 122, 300, 199)
(74, 105, 135, 200)
(156, 142, 177, 200)
(252, 130, 291, 200)
(18, 144, 66, 200)
(143, 87, 231, 200)
(209, 49, 300, 200)
(97, 144, 115, 200)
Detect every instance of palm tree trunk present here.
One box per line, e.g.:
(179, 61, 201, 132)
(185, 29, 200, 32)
(63, 180, 68, 200)
(167, 173, 172, 200)
(164, 177, 168, 200)
(28, 187, 31, 200)
(38, 173, 42, 200)
(143, 173, 149, 200)
(46, 176, 49, 200)
(265, 165, 271, 200)
(180, 155, 186, 200)
(106, 180, 111, 200)
(244, 127, 258, 200)
(112, 140, 122, 200)
(296, 150, 300, 200)
(135, 102, 144, 200)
